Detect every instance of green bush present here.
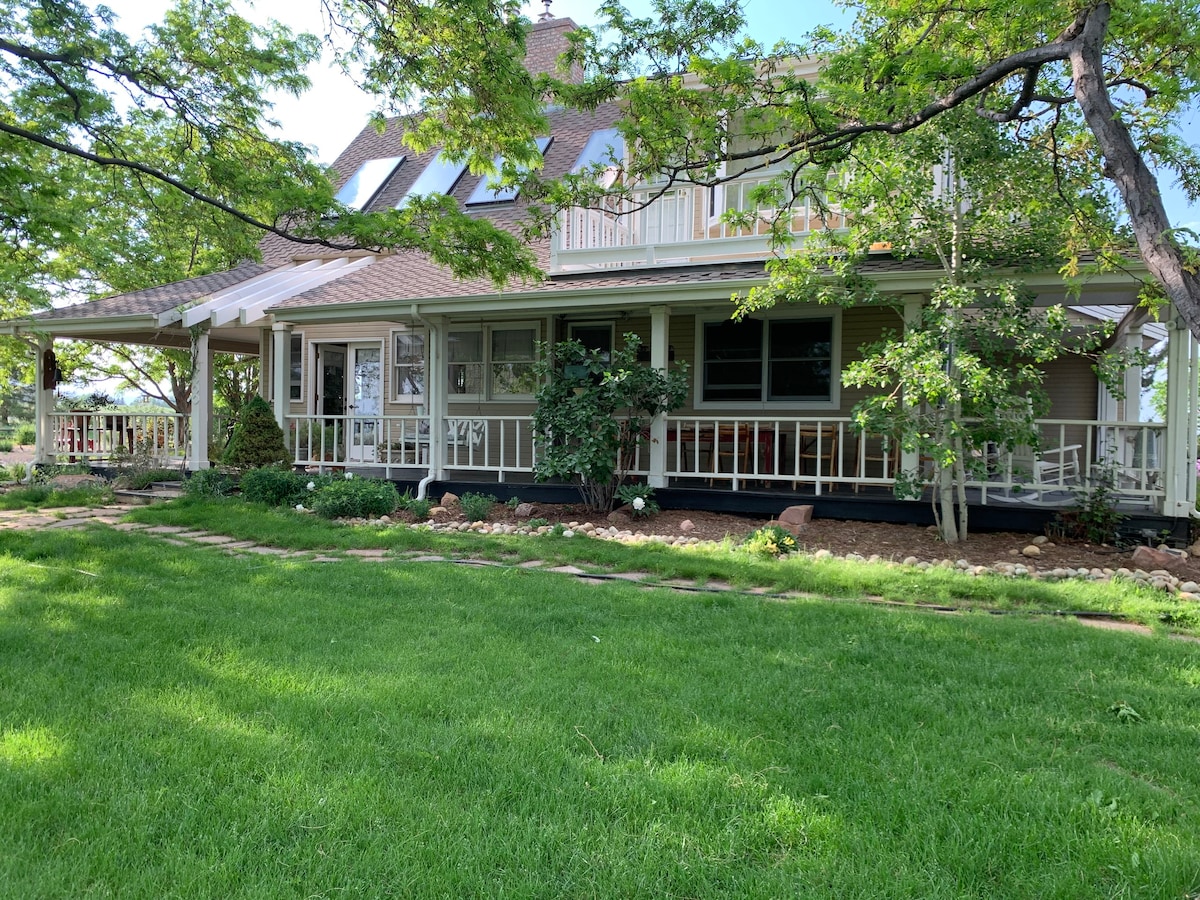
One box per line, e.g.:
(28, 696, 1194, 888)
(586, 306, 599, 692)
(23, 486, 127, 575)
(116, 467, 183, 491)
(222, 395, 290, 470)
(184, 469, 235, 498)
(398, 491, 432, 520)
(239, 466, 311, 507)
(0, 440, 12, 452)
(309, 476, 399, 520)
(459, 491, 497, 522)
(14, 424, 35, 446)
(742, 523, 798, 557)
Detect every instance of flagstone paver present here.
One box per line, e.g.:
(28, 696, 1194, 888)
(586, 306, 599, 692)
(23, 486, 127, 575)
(143, 525, 188, 534)
(243, 545, 288, 555)
(112, 523, 149, 531)
(346, 548, 388, 558)
(45, 518, 98, 529)
(193, 535, 235, 545)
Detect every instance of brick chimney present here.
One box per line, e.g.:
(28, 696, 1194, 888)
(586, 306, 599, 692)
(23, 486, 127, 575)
(524, 13, 583, 84)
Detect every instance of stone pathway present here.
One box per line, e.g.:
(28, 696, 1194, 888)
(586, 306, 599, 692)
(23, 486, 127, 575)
(1, 504, 1194, 642)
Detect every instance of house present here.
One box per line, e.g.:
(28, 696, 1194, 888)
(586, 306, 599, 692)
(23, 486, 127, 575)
(3, 15, 1195, 535)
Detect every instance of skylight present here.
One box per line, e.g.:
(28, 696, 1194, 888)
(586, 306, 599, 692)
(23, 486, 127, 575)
(571, 128, 624, 177)
(466, 137, 553, 205)
(333, 156, 405, 210)
(397, 151, 469, 207)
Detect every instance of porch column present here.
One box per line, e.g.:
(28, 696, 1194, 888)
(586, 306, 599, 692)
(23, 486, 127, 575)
(648, 305, 670, 488)
(1161, 310, 1198, 516)
(34, 337, 55, 465)
(898, 295, 924, 490)
(189, 328, 212, 471)
(258, 328, 271, 399)
(270, 322, 292, 428)
(1122, 325, 1144, 421)
(425, 315, 446, 480)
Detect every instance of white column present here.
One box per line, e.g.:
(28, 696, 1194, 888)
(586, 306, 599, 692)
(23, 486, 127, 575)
(34, 337, 55, 465)
(648, 306, 670, 488)
(426, 316, 446, 480)
(1162, 310, 1196, 517)
(189, 329, 212, 471)
(270, 322, 292, 428)
(258, 328, 271, 399)
(899, 295, 924, 490)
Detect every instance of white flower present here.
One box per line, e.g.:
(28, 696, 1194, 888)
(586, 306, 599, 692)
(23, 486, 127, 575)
(295, 503, 305, 511)
(344, 472, 354, 480)
(632, 496, 646, 511)
(306, 481, 316, 491)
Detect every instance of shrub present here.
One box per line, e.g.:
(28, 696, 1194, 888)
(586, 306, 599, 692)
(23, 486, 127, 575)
(616, 482, 660, 517)
(14, 424, 35, 446)
(115, 467, 183, 491)
(398, 491, 433, 520)
(239, 466, 311, 507)
(309, 476, 399, 520)
(184, 469, 235, 498)
(459, 491, 497, 522)
(742, 524, 798, 557)
(222, 395, 290, 470)
(0, 439, 12, 453)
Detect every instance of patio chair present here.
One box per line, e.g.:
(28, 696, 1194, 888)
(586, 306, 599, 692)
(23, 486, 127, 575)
(1033, 443, 1081, 489)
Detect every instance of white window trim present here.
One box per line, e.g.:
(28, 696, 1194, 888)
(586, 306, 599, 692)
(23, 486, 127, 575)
(692, 308, 841, 411)
(389, 327, 427, 403)
(288, 330, 305, 405)
(447, 321, 541, 402)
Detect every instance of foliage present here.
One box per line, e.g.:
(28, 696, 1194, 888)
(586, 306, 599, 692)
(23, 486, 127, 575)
(113, 467, 184, 492)
(222, 395, 290, 470)
(1051, 464, 1127, 545)
(615, 482, 660, 518)
(0, 440, 11, 453)
(532, 334, 689, 511)
(459, 491, 497, 522)
(13, 424, 35, 446)
(398, 491, 432, 521)
(238, 466, 314, 508)
(0, 482, 111, 509)
(183, 468, 235, 498)
(308, 475, 399, 520)
(742, 523, 799, 557)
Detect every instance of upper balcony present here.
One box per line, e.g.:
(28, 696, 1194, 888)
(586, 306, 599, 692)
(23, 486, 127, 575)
(549, 175, 845, 273)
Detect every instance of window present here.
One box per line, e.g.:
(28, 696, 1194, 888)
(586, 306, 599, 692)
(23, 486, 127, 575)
(398, 151, 468, 207)
(701, 316, 834, 404)
(448, 324, 539, 399)
(569, 322, 614, 364)
(289, 333, 304, 401)
(393, 331, 425, 399)
(571, 129, 624, 184)
(334, 156, 405, 210)
(466, 137, 553, 205)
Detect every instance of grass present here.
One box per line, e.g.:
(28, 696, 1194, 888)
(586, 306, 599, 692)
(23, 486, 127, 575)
(0, 483, 113, 510)
(1, 524, 1198, 897)
(121, 497, 1200, 634)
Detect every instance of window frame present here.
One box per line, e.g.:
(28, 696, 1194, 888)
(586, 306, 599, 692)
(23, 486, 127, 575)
(693, 310, 840, 411)
(568, 321, 615, 364)
(390, 328, 426, 402)
(288, 331, 305, 403)
(446, 321, 541, 402)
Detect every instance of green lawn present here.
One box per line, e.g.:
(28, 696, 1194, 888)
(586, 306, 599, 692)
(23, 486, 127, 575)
(1, 524, 1198, 898)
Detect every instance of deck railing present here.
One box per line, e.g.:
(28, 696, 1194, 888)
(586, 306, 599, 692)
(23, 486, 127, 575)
(283, 412, 1165, 508)
(49, 411, 187, 464)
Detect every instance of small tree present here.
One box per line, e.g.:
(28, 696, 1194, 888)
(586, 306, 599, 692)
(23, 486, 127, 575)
(532, 334, 688, 511)
(222, 395, 290, 470)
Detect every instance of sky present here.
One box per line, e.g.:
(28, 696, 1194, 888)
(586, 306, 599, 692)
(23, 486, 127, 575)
(99, 0, 1198, 230)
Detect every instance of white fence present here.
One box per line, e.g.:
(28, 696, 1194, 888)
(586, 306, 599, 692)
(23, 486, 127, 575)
(49, 412, 187, 464)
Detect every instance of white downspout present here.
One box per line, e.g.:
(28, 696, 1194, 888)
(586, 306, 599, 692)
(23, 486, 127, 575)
(411, 305, 441, 501)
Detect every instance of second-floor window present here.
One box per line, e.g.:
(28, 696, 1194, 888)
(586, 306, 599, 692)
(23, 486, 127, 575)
(702, 316, 834, 404)
(448, 324, 539, 399)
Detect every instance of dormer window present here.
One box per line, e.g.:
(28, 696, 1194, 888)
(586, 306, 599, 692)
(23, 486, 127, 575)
(334, 156, 405, 210)
(398, 151, 469, 207)
(466, 137, 553, 205)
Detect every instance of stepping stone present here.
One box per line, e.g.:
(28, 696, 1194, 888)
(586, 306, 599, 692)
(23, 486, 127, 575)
(221, 541, 257, 549)
(411, 555, 448, 563)
(242, 545, 287, 555)
(175, 531, 209, 539)
(518, 560, 545, 569)
(608, 571, 649, 582)
(548, 565, 587, 575)
(346, 548, 388, 558)
(45, 518, 95, 529)
(143, 526, 187, 534)
(459, 558, 504, 567)
(311, 556, 343, 563)
(193, 535, 234, 545)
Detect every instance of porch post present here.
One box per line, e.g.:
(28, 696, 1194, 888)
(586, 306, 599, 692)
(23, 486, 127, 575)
(270, 322, 292, 428)
(34, 336, 55, 465)
(899, 295, 924, 491)
(425, 315, 446, 480)
(1162, 310, 1197, 517)
(189, 328, 212, 471)
(648, 305, 670, 488)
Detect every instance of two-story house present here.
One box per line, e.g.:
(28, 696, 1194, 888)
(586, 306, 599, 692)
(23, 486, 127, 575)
(3, 14, 1193, 533)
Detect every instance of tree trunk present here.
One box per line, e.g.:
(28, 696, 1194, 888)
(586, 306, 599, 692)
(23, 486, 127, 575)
(1072, 4, 1200, 340)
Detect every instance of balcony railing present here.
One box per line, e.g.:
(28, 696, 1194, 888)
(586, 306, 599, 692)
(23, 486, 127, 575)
(551, 176, 845, 272)
(50, 412, 187, 464)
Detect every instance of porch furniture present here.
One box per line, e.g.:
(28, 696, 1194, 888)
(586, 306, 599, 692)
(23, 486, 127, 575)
(1033, 443, 1081, 488)
(795, 425, 839, 483)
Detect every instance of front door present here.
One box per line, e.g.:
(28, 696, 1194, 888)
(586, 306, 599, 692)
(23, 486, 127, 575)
(347, 344, 382, 462)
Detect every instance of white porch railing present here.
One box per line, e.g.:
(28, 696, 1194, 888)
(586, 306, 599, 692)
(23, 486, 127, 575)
(49, 412, 187, 464)
(284, 412, 1165, 510)
(551, 176, 845, 272)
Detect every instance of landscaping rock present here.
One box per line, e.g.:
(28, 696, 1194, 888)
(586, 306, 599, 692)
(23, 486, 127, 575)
(679, 519, 695, 533)
(778, 505, 813, 530)
(1131, 545, 1190, 577)
(1022, 545, 1041, 558)
(514, 502, 536, 517)
(440, 492, 459, 507)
